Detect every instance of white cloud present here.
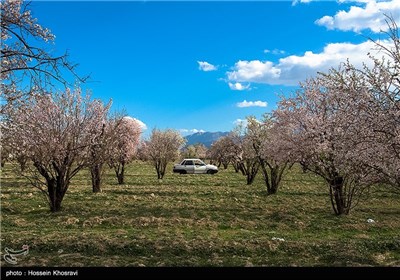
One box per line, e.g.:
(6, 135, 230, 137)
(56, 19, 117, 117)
(197, 61, 217, 71)
(337, 0, 371, 3)
(191, 129, 205, 134)
(237, 100, 267, 108)
(264, 49, 286, 55)
(124, 116, 147, 131)
(227, 60, 281, 83)
(292, 0, 313, 6)
(227, 39, 393, 86)
(228, 82, 251, 91)
(233, 118, 262, 128)
(316, 0, 400, 33)
(179, 128, 205, 136)
(233, 119, 248, 127)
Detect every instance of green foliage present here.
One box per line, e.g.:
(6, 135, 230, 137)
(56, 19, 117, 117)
(1, 162, 399, 266)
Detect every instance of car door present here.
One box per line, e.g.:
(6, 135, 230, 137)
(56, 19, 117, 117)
(194, 160, 207, 174)
(184, 160, 195, 174)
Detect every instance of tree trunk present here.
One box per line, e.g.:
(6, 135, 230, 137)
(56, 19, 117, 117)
(268, 183, 278, 194)
(258, 159, 278, 194)
(244, 161, 258, 185)
(115, 163, 125, 185)
(155, 160, 165, 179)
(300, 161, 308, 173)
(19, 158, 27, 172)
(232, 162, 239, 173)
(34, 161, 70, 212)
(158, 162, 166, 179)
(258, 159, 271, 192)
(246, 173, 255, 185)
(157, 168, 164, 179)
(91, 163, 102, 193)
(258, 159, 286, 195)
(269, 167, 279, 194)
(329, 177, 349, 215)
(47, 178, 66, 212)
(239, 163, 246, 176)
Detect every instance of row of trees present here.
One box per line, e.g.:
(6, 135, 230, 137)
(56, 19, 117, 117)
(2, 90, 144, 211)
(1, 0, 186, 212)
(206, 116, 289, 193)
(205, 17, 399, 215)
(1, 89, 188, 211)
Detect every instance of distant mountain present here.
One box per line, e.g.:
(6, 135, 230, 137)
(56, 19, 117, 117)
(184, 131, 229, 148)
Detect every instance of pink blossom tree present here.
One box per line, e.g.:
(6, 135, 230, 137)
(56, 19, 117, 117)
(5, 88, 110, 212)
(230, 123, 260, 184)
(274, 75, 375, 215)
(107, 116, 142, 185)
(238, 135, 260, 185)
(87, 122, 107, 193)
(181, 144, 208, 160)
(136, 140, 149, 162)
(208, 135, 241, 170)
(316, 56, 399, 192)
(273, 16, 399, 213)
(351, 16, 399, 189)
(246, 115, 290, 194)
(145, 129, 186, 179)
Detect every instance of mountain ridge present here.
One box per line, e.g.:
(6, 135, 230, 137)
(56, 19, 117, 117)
(184, 131, 229, 148)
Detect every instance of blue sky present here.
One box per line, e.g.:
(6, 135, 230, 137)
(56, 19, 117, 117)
(29, 0, 400, 137)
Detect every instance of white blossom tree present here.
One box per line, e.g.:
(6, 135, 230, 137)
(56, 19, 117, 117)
(351, 16, 400, 189)
(273, 15, 399, 213)
(107, 116, 142, 185)
(238, 135, 260, 185)
(145, 129, 186, 179)
(275, 74, 376, 215)
(208, 135, 241, 170)
(181, 143, 208, 160)
(230, 123, 260, 184)
(5, 88, 110, 212)
(246, 115, 290, 194)
(87, 122, 107, 193)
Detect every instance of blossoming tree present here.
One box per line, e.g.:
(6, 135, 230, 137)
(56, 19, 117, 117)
(107, 116, 142, 185)
(145, 129, 186, 179)
(6, 88, 110, 212)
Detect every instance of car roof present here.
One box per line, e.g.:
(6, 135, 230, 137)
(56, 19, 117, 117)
(182, 158, 203, 161)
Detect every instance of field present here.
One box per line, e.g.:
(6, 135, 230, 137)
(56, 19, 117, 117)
(1, 161, 399, 267)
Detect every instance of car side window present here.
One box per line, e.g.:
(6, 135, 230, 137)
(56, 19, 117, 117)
(195, 160, 204, 166)
(185, 160, 194, 165)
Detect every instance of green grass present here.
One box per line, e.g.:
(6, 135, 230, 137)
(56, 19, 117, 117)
(1, 161, 399, 267)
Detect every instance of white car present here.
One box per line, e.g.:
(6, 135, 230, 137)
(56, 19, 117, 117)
(173, 159, 218, 174)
